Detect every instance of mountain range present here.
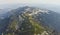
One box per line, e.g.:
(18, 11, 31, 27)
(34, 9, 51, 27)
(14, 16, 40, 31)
(0, 6, 60, 35)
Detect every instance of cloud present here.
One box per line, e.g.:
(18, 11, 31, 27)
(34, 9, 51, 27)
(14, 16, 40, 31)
(0, 0, 60, 5)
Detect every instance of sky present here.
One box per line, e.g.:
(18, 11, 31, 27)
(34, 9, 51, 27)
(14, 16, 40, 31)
(0, 0, 60, 5)
(0, 0, 60, 13)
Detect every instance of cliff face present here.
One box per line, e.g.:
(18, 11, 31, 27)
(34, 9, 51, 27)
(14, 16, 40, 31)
(0, 6, 58, 35)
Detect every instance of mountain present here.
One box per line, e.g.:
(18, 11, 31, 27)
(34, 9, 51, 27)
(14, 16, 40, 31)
(0, 6, 59, 35)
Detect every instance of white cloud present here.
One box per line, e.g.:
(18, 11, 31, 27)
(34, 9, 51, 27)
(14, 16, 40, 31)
(0, 0, 60, 5)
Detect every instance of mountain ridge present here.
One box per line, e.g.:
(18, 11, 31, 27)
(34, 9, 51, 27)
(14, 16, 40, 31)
(0, 6, 59, 35)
